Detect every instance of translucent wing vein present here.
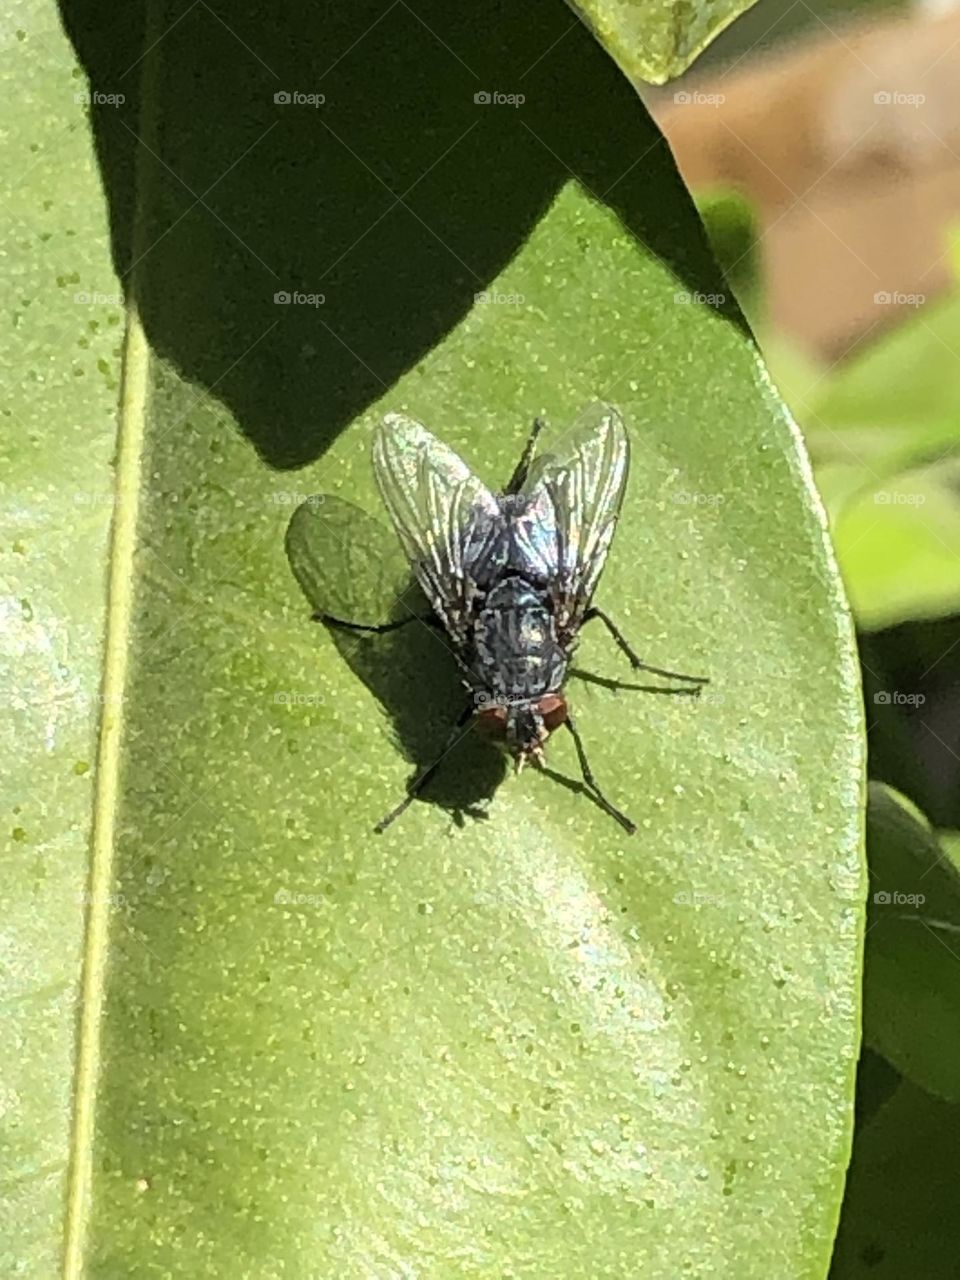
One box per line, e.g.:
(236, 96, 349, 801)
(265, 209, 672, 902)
(522, 403, 629, 634)
(372, 414, 502, 642)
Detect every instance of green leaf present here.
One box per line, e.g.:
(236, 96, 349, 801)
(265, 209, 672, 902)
(832, 1080, 960, 1278)
(14, 1, 863, 1275)
(765, 267, 960, 629)
(568, 0, 763, 84)
(863, 784, 960, 1102)
(0, 10, 121, 1274)
(827, 462, 960, 630)
(949, 225, 960, 284)
(803, 292, 960, 474)
(695, 187, 763, 330)
(851, 1048, 901, 1134)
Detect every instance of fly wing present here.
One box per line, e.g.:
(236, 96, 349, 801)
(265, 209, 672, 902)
(518, 403, 629, 636)
(372, 414, 503, 643)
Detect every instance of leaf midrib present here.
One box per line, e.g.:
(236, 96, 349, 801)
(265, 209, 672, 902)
(61, 302, 150, 1276)
(61, 8, 160, 1261)
(62, 303, 149, 1280)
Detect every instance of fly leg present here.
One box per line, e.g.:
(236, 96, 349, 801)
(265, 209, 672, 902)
(317, 611, 440, 634)
(570, 668, 703, 697)
(504, 417, 547, 494)
(563, 714, 636, 834)
(375, 703, 474, 834)
(582, 608, 709, 685)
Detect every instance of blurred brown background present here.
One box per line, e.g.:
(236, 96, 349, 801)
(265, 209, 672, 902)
(648, 5, 960, 363)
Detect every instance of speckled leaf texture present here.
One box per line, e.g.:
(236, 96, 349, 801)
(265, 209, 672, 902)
(0, 6, 121, 1275)
(6, 1, 863, 1277)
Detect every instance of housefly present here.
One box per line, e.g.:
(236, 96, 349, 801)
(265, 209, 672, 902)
(319, 404, 708, 833)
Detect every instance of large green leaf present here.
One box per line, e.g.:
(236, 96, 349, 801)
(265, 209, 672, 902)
(10, 1, 863, 1274)
(0, 7, 120, 1273)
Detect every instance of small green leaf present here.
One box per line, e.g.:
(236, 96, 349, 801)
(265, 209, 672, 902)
(695, 187, 763, 329)
(852, 1048, 901, 1133)
(784, 288, 960, 627)
(832, 1080, 960, 1278)
(828, 463, 960, 630)
(568, 0, 764, 84)
(864, 783, 960, 1102)
(804, 293, 960, 474)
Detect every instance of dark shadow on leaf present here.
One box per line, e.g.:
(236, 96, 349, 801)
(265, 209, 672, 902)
(59, 0, 748, 470)
(285, 495, 505, 822)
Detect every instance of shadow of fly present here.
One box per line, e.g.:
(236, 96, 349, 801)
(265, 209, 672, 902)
(319, 404, 708, 833)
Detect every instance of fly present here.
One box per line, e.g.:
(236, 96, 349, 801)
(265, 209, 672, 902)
(319, 404, 708, 833)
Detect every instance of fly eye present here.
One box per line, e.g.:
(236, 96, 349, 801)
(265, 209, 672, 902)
(475, 707, 508, 737)
(537, 695, 567, 732)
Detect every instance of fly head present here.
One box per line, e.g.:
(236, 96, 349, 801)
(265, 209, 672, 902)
(475, 693, 568, 772)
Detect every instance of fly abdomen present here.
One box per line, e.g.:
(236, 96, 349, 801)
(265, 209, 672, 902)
(473, 576, 567, 699)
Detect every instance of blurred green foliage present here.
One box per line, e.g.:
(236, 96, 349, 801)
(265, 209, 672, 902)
(699, 189, 960, 632)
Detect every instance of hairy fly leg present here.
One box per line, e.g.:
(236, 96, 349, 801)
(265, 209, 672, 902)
(503, 417, 546, 495)
(562, 713, 636, 834)
(582, 607, 709, 685)
(374, 702, 475, 834)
